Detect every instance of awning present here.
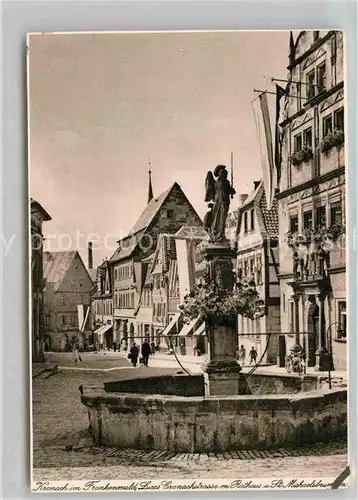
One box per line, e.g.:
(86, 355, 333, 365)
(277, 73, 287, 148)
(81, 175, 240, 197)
(94, 324, 112, 342)
(193, 322, 206, 336)
(179, 316, 201, 337)
(162, 313, 181, 337)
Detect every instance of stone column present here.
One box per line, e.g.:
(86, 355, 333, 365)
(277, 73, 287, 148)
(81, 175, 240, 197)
(203, 244, 241, 396)
(294, 295, 300, 344)
(315, 292, 329, 371)
(291, 294, 303, 355)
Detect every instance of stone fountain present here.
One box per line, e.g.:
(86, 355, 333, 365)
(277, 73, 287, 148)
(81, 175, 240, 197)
(80, 165, 347, 452)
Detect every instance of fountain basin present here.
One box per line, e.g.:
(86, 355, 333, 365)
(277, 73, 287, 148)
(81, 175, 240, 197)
(80, 375, 347, 453)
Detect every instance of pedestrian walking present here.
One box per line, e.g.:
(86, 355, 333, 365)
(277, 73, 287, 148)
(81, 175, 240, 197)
(249, 346, 257, 365)
(129, 343, 139, 368)
(141, 339, 151, 367)
(72, 339, 82, 364)
(238, 344, 246, 365)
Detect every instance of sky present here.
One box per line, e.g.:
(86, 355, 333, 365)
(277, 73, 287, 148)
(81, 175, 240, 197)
(28, 30, 291, 268)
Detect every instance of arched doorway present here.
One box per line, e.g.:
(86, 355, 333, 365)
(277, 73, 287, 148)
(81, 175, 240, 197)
(307, 301, 319, 366)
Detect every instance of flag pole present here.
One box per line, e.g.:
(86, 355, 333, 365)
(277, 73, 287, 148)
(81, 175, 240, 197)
(230, 152, 234, 199)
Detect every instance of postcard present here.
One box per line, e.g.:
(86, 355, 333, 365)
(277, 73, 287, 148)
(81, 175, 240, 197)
(29, 30, 348, 492)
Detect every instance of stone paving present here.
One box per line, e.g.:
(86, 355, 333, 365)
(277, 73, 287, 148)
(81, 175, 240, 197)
(33, 453, 348, 481)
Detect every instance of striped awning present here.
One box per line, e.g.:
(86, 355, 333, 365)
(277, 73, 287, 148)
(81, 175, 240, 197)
(94, 324, 112, 342)
(161, 313, 181, 337)
(178, 316, 201, 337)
(193, 322, 206, 336)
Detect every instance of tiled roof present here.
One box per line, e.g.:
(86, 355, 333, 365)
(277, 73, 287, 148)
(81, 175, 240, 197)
(43, 251, 77, 290)
(128, 184, 175, 235)
(259, 192, 279, 238)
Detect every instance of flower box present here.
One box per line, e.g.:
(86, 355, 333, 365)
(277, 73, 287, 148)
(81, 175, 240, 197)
(320, 130, 344, 154)
(289, 147, 313, 167)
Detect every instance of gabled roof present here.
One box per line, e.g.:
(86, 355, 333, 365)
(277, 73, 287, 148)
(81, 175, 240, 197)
(128, 184, 176, 236)
(43, 251, 78, 290)
(87, 268, 97, 283)
(236, 180, 279, 241)
(111, 182, 202, 264)
(30, 198, 52, 221)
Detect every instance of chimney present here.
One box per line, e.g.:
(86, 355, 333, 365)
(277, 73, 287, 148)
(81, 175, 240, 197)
(253, 181, 261, 191)
(88, 242, 93, 269)
(238, 194, 248, 206)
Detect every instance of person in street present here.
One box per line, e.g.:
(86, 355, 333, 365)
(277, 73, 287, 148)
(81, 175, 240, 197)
(249, 346, 258, 365)
(238, 345, 246, 365)
(141, 339, 151, 367)
(150, 342, 156, 355)
(72, 339, 82, 364)
(130, 343, 139, 368)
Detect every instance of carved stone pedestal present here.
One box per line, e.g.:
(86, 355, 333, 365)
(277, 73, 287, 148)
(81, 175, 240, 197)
(202, 243, 241, 396)
(203, 323, 241, 396)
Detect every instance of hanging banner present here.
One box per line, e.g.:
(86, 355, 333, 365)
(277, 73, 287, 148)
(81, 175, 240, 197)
(274, 84, 286, 184)
(252, 92, 277, 210)
(77, 304, 84, 332)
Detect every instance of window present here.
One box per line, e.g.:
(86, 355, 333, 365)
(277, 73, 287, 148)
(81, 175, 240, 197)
(250, 258, 255, 276)
(294, 133, 302, 152)
(303, 127, 312, 148)
(303, 209, 313, 229)
(306, 70, 315, 100)
(243, 260, 248, 277)
(313, 31, 320, 41)
(334, 108, 344, 132)
(315, 205, 326, 228)
(71, 279, 76, 287)
(166, 209, 174, 219)
(70, 315, 75, 326)
(289, 302, 294, 334)
(250, 209, 255, 231)
(61, 315, 66, 325)
(289, 214, 299, 233)
(330, 201, 342, 225)
(44, 315, 50, 326)
(323, 115, 333, 137)
(244, 212, 248, 233)
(79, 278, 83, 287)
(336, 301, 347, 339)
(317, 62, 326, 93)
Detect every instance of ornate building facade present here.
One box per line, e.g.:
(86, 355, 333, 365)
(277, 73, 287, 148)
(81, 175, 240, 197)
(277, 30, 346, 370)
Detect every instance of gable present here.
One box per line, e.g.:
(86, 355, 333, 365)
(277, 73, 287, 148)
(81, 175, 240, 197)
(57, 253, 93, 292)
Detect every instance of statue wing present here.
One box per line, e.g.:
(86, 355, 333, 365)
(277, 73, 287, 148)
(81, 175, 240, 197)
(205, 171, 215, 202)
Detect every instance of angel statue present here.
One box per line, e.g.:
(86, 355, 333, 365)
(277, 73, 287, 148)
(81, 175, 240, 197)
(205, 165, 236, 243)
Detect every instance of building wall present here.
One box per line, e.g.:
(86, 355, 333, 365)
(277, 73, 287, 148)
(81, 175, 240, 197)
(278, 30, 346, 369)
(44, 254, 93, 352)
(31, 210, 48, 362)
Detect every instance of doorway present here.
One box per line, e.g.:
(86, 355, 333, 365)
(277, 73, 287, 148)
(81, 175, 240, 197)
(278, 335, 286, 367)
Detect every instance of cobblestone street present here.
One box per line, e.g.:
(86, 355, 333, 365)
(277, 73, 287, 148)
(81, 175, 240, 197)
(33, 368, 348, 482)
